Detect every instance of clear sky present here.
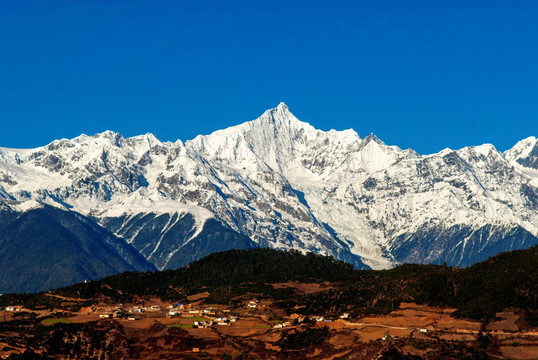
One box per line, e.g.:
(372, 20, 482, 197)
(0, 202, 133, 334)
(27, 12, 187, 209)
(0, 1, 536, 154)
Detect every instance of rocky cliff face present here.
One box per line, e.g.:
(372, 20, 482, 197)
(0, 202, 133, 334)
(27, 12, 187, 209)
(1, 103, 537, 291)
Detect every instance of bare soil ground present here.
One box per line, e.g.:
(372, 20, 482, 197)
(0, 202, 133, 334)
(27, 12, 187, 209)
(187, 291, 210, 302)
(438, 333, 476, 341)
(129, 314, 190, 329)
(352, 325, 412, 342)
(214, 318, 270, 337)
(185, 327, 220, 339)
(500, 345, 538, 359)
(0, 341, 22, 358)
(306, 348, 322, 357)
(271, 282, 332, 294)
(398, 344, 426, 358)
(250, 331, 281, 343)
(141, 297, 175, 309)
(64, 312, 100, 323)
(328, 330, 359, 349)
(487, 311, 520, 332)
(44, 293, 88, 302)
(357, 302, 481, 332)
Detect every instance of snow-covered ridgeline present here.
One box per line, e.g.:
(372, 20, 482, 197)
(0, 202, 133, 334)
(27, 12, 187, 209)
(1, 103, 537, 269)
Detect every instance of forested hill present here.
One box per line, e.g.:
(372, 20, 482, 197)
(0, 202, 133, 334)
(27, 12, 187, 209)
(84, 248, 356, 299)
(2, 246, 538, 325)
(455, 245, 538, 321)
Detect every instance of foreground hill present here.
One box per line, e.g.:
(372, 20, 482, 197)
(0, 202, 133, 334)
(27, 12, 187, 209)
(1, 247, 537, 359)
(3, 246, 537, 325)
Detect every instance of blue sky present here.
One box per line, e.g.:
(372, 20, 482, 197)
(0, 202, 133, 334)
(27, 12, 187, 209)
(0, 1, 536, 154)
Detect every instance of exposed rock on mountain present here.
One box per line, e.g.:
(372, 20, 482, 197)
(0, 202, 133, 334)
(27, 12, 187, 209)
(1, 103, 537, 292)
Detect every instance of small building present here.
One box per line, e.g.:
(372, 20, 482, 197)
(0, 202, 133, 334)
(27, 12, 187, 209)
(194, 320, 213, 328)
(290, 313, 305, 322)
(113, 310, 126, 318)
(247, 301, 258, 309)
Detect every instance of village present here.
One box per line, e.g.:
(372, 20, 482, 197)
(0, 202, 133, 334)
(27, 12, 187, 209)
(4, 289, 538, 359)
(2, 294, 343, 334)
(4, 289, 538, 355)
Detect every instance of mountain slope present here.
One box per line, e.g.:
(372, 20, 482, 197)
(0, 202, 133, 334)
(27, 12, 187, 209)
(0, 103, 537, 292)
(0, 205, 155, 293)
(185, 103, 538, 267)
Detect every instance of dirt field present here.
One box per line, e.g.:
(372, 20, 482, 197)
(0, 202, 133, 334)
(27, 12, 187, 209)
(354, 324, 412, 342)
(315, 302, 486, 343)
(185, 327, 220, 339)
(66, 312, 101, 323)
(1, 309, 52, 322)
(187, 291, 210, 302)
(214, 318, 271, 337)
(271, 282, 332, 294)
(487, 311, 520, 332)
(500, 345, 538, 359)
(356, 302, 481, 332)
(438, 333, 476, 341)
(328, 330, 359, 349)
(251, 331, 281, 343)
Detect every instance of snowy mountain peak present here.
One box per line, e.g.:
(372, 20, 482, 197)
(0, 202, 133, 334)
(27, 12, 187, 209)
(505, 136, 538, 170)
(255, 102, 314, 132)
(363, 133, 385, 146)
(276, 101, 289, 111)
(96, 130, 124, 146)
(189, 104, 368, 178)
(124, 133, 163, 153)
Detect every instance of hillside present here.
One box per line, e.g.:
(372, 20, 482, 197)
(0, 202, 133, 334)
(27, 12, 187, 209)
(1, 247, 537, 359)
(2, 247, 537, 326)
(0, 205, 155, 293)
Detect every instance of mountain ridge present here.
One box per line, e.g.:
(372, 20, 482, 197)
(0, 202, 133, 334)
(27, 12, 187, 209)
(1, 103, 537, 292)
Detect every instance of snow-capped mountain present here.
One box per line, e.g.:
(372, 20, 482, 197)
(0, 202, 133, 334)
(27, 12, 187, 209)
(1, 103, 537, 292)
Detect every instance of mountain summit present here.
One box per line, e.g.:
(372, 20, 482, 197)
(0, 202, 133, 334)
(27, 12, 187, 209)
(1, 103, 538, 292)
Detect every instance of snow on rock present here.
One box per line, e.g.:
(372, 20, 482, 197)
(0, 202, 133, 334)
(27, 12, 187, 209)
(1, 103, 537, 269)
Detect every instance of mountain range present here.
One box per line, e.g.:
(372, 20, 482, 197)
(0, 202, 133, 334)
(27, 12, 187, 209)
(1, 103, 537, 293)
